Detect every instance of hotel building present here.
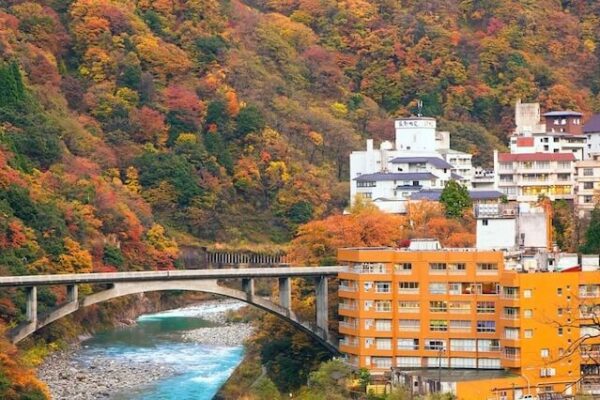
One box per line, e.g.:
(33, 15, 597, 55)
(337, 243, 600, 399)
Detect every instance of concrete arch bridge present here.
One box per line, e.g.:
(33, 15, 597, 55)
(0, 267, 343, 354)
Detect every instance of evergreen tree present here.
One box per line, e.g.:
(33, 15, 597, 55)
(581, 206, 600, 254)
(439, 180, 472, 218)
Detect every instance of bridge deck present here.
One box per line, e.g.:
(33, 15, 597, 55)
(0, 267, 345, 287)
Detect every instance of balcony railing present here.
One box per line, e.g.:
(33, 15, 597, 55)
(339, 303, 357, 311)
(350, 264, 387, 274)
(580, 291, 600, 298)
(339, 321, 357, 329)
(339, 338, 358, 347)
(502, 314, 520, 321)
(503, 353, 521, 360)
(502, 293, 519, 300)
(479, 346, 501, 352)
(397, 345, 419, 350)
(339, 285, 357, 292)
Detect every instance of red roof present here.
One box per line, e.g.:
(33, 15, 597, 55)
(516, 137, 534, 147)
(498, 152, 575, 162)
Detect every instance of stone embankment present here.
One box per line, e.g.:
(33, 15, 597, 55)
(37, 299, 253, 399)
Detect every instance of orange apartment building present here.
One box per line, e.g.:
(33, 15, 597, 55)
(337, 244, 600, 400)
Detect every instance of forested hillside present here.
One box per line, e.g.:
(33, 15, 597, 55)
(1, 0, 600, 397)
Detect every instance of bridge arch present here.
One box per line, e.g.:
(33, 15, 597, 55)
(11, 279, 340, 354)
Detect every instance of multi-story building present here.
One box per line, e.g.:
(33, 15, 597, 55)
(494, 150, 575, 202)
(575, 157, 600, 215)
(337, 243, 600, 400)
(349, 117, 475, 213)
(584, 114, 600, 160)
(510, 102, 586, 161)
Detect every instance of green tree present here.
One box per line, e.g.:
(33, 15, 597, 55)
(581, 206, 600, 254)
(439, 180, 472, 219)
(235, 105, 265, 138)
(250, 376, 282, 400)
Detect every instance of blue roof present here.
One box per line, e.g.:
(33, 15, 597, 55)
(451, 173, 465, 180)
(354, 172, 437, 182)
(390, 157, 454, 169)
(543, 110, 583, 117)
(410, 189, 504, 201)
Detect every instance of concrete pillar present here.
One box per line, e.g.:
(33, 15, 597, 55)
(26, 286, 37, 324)
(67, 284, 78, 303)
(315, 276, 328, 339)
(242, 278, 254, 299)
(278, 277, 291, 310)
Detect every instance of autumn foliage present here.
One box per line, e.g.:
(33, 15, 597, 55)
(289, 201, 475, 265)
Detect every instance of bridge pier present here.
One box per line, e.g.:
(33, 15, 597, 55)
(26, 286, 37, 324)
(278, 277, 291, 311)
(315, 276, 328, 339)
(242, 278, 254, 300)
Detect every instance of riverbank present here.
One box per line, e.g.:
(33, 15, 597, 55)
(37, 299, 254, 400)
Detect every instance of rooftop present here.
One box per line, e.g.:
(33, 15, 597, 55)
(410, 189, 504, 201)
(498, 152, 575, 162)
(354, 172, 437, 182)
(584, 114, 600, 133)
(390, 157, 453, 169)
(543, 110, 583, 117)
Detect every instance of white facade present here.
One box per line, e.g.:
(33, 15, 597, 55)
(575, 158, 600, 215)
(584, 114, 600, 159)
(509, 133, 585, 161)
(514, 100, 545, 135)
(475, 203, 549, 250)
(349, 117, 474, 213)
(494, 150, 575, 202)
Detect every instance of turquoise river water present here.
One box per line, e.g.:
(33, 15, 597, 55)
(76, 304, 246, 399)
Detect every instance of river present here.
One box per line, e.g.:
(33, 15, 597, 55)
(39, 301, 250, 400)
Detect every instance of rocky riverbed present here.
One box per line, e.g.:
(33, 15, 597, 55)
(37, 300, 254, 400)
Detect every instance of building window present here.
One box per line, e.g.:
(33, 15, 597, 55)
(584, 168, 594, 176)
(449, 320, 471, 332)
(557, 288, 562, 296)
(395, 263, 412, 273)
(478, 358, 501, 369)
(451, 358, 477, 368)
(430, 301, 448, 313)
(375, 338, 392, 350)
(541, 348, 549, 358)
(505, 328, 519, 340)
(375, 282, 391, 293)
(398, 302, 420, 313)
(524, 309, 532, 318)
(375, 300, 391, 312)
(477, 263, 498, 274)
(429, 283, 447, 294)
(450, 339, 476, 352)
(524, 329, 533, 338)
(357, 181, 376, 188)
(429, 263, 447, 273)
(482, 219, 488, 226)
(448, 263, 466, 274)
(477, 321, 496, 333)
(523, 289, 532, 298)
(375, 319, 392, 331)
(584, 182, 594, 189)
(477, 302, 495, 313)
(372, 357, 392, 368)
(557, 327, 563, 336)
(397, 339, 419, 351)
(430, 320, 448, 332)
(448, 302, 471, 314)
(584, 195, 593, 203)
(361, 192, 372, 199)
(398, 319, 420, 332)
(478, 339, 500, 352)
(398, 282, 419, 293)
(396, 356, 421, 367)
(425, 339, 446, 350)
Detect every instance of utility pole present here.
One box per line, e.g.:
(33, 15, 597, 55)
(438, 347, 445, 392)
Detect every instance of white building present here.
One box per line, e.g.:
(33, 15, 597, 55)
(475, 203, 550, 250)
(584, 114, 600, 159)
(493, 150, 575, 202)
(509, 102, 586, 161)
(575, 157, 600, 215)
(349, 117, 476, 213)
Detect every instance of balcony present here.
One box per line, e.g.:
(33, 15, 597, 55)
(580, 290, 600, 298)
(397, 344, 419, 351)
(339, 321, 357, 330)
(350, 264, 387, 274)
(339, 338, 358, 348)
(339, 303, 357, 311)
(339, 285, 357, 292)
(479, 346, 501, 352)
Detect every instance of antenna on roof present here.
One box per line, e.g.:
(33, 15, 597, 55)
(417, 100, 423, 117)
